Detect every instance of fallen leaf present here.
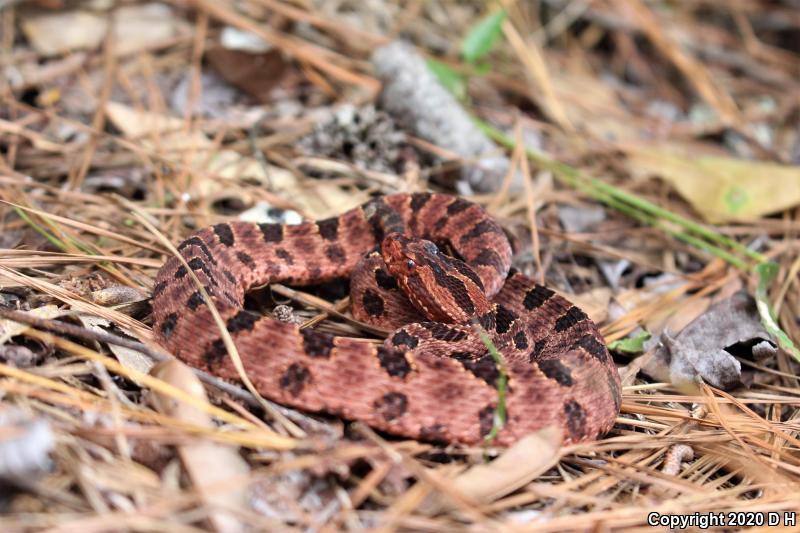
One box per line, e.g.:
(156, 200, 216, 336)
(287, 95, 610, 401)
(21, 10, 106, 56)
(643, 291, 777, 389)
(21, 4, 184, 57)
(151, 359, 250, 533)
(420, 426, 562, 514)
(79, 315, 154, 375)
(627, 147, 800, 222)
(0, 305, 63, 344)
(206, 45, 288, 102)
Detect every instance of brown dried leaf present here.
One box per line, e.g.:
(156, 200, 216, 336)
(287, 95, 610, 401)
(643, 292, 777, 390)
(0, 305, 63, 344)
(78, 315, 154, 375)
(627, 147, 800, 222)
(21, 4, 185, 57)
(151, 360, 250, 533)
(206, 45, 288, 102)
(421, 426, 562, 514)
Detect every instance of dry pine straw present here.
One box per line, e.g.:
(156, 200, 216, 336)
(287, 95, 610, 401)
(1, 175, 800, 531)
(2, 1, 800, 531)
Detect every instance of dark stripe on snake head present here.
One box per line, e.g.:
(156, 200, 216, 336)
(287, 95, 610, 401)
(537, 359, 573, 386)
(187, 291, 204, 310)
(213, 223, 235, 246)
(564, 399, 587, 440)
(160, 313, 178, 338)
(300, 329, 334, 358)
(391, 330, 419, 349)
(236, 251, 255, 269)
(279, 363, 311, 396)
(454, 353, 498, 387)
(177, 237, 217, 265)
(374, 392, 408, 421)
(427, 260, 448, 285)
(523, 285, 555, 310)
(447, 197, 472, 214)
(513, 331, 529, 350)
(573, 333, 609, 361)
(555, 306, 589, 332)
(478, 404, 496, 437)
(375, 267, 398, 290)
(377, 347, 413, 378)
(430, 272, 474, 315)
(227, 311, 258, 333)
(325, 244, 346, 262)
(362, 290, 385, 317)
(317, 218, 339, 241)
(259, 223, 283, 243)
(450, 259, 485, 291)
(494, 305, 518, 334)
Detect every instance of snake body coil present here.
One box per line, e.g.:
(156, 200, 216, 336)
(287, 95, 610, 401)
(152, 193, 620, 445)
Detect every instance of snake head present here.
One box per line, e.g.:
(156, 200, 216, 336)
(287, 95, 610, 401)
(381, 232, 492, 323)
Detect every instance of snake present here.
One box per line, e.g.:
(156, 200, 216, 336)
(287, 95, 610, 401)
(151, 193, 621, 445)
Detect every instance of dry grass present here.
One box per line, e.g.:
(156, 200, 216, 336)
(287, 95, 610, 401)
(1, 1, 800, 531)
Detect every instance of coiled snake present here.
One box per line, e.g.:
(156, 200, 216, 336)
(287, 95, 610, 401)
(152, 193, 620, 445)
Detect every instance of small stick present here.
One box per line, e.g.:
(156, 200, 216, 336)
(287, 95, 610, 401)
(0, 307, 281, 412)
(662, 444, 695, 476)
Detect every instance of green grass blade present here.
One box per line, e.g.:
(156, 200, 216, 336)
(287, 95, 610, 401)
(462, 9, 507, 63)
(755, 262, 800, 362)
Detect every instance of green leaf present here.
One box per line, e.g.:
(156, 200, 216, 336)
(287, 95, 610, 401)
(608, 330, 652, 354)
(462, 9, 507, 63)
(754, 262, 800, 362)
(476, 328, 507, 447)
(426, 58, 467, 100)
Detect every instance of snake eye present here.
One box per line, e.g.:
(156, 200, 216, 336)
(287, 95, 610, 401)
(406, 259, 416, 270)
